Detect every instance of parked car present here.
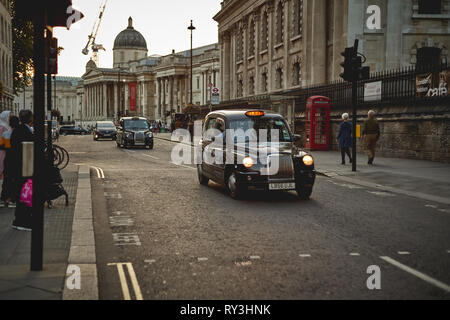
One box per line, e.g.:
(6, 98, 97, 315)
(197, 110, 316, 200)
(59, 125, 88, 136)
(116, 117, 154, 149)
(93, 121, 117, 141)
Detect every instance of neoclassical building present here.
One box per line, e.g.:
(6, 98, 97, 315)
(79, 17, 220, 125)
(214, 0, 450, 102)
(0, 0, 13, 111)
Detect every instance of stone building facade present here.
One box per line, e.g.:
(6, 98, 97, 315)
(214, 0, 450, 101)
(14, 77, 81, 123)
(79, 17, 220, 125)
(0, 0, 13, 111)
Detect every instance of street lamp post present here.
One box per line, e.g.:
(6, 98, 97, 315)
(188, 20, 196, 105)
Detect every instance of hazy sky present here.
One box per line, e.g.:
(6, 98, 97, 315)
(53, 0, 221, 77)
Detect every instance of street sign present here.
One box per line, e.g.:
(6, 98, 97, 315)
(211, 87, 220, 105)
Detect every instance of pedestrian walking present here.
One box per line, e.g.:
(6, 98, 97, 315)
(0, 110, 11, 182)
(336, 113, 352, 165)
(10, 110, 34, 231)
(362, 110, 380, 165)
(1, 116, 19, 207)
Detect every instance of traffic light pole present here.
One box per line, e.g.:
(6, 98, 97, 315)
(351, 79, 358, 172)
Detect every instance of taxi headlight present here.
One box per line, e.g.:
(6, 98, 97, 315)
(243, 157, 255, 168)
(302, 155, 314, 166)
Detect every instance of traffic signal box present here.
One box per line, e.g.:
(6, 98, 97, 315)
(45, 36, 58, 75)
(340, 46, 370, 82)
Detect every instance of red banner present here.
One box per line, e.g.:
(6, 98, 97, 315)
(129, 82, 137, 112)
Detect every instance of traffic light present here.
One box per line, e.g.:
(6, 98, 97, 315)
(45, 37, 58, 75)
(340, 47, 355, 82)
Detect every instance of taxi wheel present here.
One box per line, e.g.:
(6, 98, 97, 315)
(296, 186, 313, 200)
(197, 165, 209, 185)
(227, 172, 244, 199)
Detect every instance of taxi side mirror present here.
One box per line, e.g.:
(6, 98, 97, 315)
(293, 134, 301, 142)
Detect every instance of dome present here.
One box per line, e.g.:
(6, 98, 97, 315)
(113, 17, 147, 50)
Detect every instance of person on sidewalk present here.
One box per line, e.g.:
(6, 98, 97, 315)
(10, 110, 34, 231)
(363, 110, 380, 165)
(337, 113, 352, 165)
(1, 116, 19, 208)
(0, 111, 11, 182)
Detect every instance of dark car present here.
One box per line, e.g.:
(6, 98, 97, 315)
(93, 121, 117, 141)
(116, 117, 154, 149)
(197, 110, 316, 200)
(60, 125, 88, 136)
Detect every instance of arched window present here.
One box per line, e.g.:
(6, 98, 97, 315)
(236, 28, 244, 62)
(276, 67, 283, 89)
(294, 0, 303, 37)
(293, 62, 301, 86)
(261, 72, 268, 92)
(261, 11, 269, 50)
(249, 19, 255, 57)
(418, 0, 441, 14)
(276, 1, 284, 44)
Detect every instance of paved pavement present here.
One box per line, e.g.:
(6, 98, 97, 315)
(62, 135, 450, 300)
(0, 166, 78, 300)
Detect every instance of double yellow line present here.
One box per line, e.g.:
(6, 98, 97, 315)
(108, 263, 143, 300)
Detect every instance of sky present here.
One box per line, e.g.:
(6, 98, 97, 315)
(53, 0, 222, 77)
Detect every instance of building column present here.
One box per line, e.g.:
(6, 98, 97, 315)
(124, 81, 129, 115)
(142, 81, 147, 118)
(103, 83, 107, 119)
(310, 0, 327, 84)
(157, 78, 162, 119)
(169, 76, 174, 112)
(114, 83, 118, 120)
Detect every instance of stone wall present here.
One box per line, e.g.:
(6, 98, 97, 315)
(294, 104, 450, 163)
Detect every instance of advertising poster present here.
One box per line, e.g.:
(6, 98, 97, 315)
(129, 82, 137, 111)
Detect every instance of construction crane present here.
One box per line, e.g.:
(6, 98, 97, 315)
(82, 0, 108, 66)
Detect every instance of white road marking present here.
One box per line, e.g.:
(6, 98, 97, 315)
(109, 216, 135, 227)
(142, 154, 160, 160)
(438, 209, 450, 213)
(104, 192, 122, 199)
(197, 257, 208, 262)
(250, 256, 261, 260)
(299, 254, 311, 258)
(112, 233, 141, 246)
(398, 251, 411, 255)
(91, 166, 105, 179)
(145, 259, 156, 264)
(425, 204, 438, 209)
(349, 253, 361, 256)
(367, 191, 395, 197)
(380, 256, 450, 293)
(69, 152, 87, 155)
(171, 162, 196, 170)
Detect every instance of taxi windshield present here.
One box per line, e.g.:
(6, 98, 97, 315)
(98, 123, 116, 129)
(228, 118, 292, 143)
(124, 120, 149, 131)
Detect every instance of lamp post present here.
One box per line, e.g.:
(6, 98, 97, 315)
(188, 20, 196, 105)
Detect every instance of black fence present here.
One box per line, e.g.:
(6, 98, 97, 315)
(284, 63, 449, 112)
(213, 63, 449, 114)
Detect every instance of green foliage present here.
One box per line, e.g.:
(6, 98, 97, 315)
(11, 0, 34, 95)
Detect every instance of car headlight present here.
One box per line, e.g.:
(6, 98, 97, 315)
(302, 155, 314, 166)
(243, 157, 255, 168)
(146, 132, 153, 137)
(126, 132, 133, 139)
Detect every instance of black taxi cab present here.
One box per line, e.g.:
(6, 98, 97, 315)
(116, 117, 154, 149)
(197, 110, 316, 199)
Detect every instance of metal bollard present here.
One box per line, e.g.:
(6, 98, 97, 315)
(22, 142, 34, 178)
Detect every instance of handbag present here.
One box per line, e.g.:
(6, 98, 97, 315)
(20, 179, 33, 208)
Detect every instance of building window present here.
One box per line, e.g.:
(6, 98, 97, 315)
(197, 77, 200, 89)
(276, 67, 283, 89)
(237, 78, 244, 97)
(249, 19, 255, 57)
(276, 1, 284, 44)
(261, 11, 269, 51)
(236, 28, 244, 62)
(418, 0, 441, 14)
(261, 72, 268, 92)
(293, 62, 301, 86)
(293, 0, 303, 37)
(249, 76, 255, 95)
(416, 47, 442, 70)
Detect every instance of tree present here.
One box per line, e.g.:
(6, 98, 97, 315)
(11, 0, 34, 95)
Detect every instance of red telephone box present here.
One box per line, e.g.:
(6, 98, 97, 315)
(305, 96, 330, 151)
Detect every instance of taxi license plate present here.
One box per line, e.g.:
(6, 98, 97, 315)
(269, 183, 295, 190)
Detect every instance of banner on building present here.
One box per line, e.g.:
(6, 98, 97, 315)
(364, 81, 382, 102)
(416, 69, 448, 97)
(129, 82, 137, 111)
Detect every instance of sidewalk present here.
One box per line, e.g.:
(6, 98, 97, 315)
(155, 132, 450, 204)
(0, 165, 78, 300)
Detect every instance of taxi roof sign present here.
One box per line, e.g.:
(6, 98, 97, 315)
(245, 111, 265, 117)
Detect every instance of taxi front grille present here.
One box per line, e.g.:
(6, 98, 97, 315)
(135, 132, 145, 143)
(267, 154, 294, 180)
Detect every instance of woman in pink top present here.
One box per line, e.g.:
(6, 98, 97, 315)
(0, 110, 11, 179)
